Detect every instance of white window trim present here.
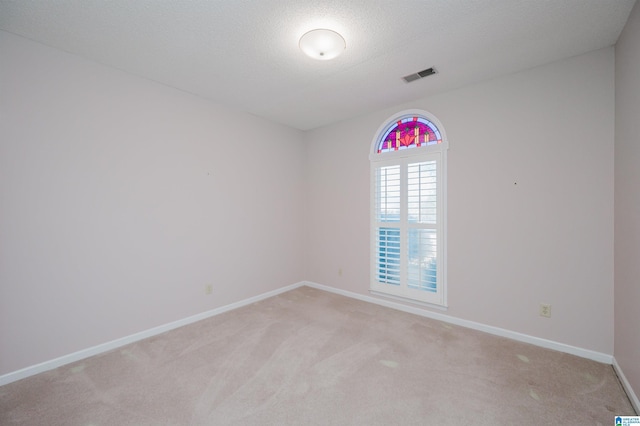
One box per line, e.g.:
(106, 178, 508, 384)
(369, 109, 448, 308)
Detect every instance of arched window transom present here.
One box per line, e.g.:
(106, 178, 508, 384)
(377, 116, 442, 154)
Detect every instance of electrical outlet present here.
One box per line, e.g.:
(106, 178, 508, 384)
(205, 284, 213, 295)
(539, 304, 551, 318)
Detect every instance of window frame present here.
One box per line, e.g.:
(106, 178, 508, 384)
(369, 110, 448, 307)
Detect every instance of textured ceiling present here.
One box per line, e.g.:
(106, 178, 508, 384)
(0, 0, 636, 130)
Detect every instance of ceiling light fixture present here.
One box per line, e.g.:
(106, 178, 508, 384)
(299, 29, 346, 60)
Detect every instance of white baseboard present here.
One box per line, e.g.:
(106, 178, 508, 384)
(0, 282, 305, 386)
(0, 280, 623, 391)
(303, 281, 614, 364)
(613, 357, 640, 414)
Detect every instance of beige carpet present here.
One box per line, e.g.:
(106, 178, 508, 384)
(0, 286, 635, 425)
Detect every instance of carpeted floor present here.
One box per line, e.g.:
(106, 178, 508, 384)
(0, 286, 635, 425)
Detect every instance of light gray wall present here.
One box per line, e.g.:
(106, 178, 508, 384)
(615, 0, 640, 400)
(0, 27, 627, 384)
(0, 31, 306, 375)
(305, 47, 615, 355)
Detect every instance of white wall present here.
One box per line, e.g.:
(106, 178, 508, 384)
(306, 47, 615, 355)
(615, 0, 640, 400)
(0, 28, 625, 381)
(0, 31, 306, 375)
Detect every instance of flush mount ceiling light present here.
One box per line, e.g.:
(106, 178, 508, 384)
(299, 29, 346, 60)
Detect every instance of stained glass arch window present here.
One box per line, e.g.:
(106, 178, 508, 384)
(369, 110, 448, 307)
(376, 115, 443, 154)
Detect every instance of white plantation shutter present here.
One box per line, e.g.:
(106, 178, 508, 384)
(407, 228, 437, 291)
(407, 161, 437, 225)
(376, 228, 401, 285)
(375, 165, 401, 285)
(370, 111, 447, 307)
(376, 165, 401, 223)
(407, 161, 438, 292)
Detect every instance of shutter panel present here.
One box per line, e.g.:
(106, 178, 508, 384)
(375, 164, 401, 285)
(407, 160, 438, 292)
(376, 227, 401, 285)
(407, 228, 437, 292)
(375, 165, 401, 222)
(407, 161, 437, 224)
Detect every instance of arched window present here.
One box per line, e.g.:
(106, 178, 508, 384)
(370, 110, 448, 306)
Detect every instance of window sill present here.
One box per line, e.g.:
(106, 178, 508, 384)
(369, 290, 448, 311)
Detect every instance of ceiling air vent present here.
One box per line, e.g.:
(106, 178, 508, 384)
(403, 67, 437, 83)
